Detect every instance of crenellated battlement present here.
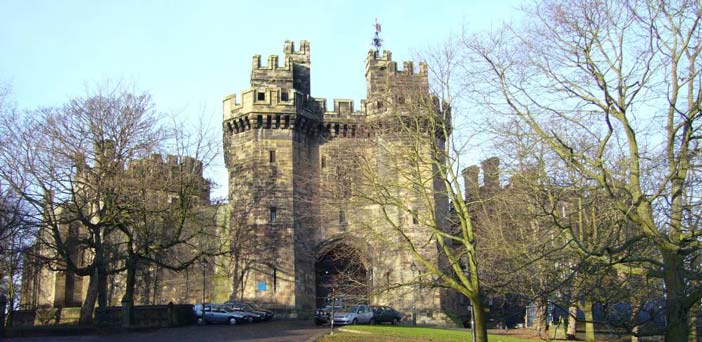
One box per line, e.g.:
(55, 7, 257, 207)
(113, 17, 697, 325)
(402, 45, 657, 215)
(127, 153, 205, 178)
(252, 54, 293, 71)
(284, 40, 310, 62)
(225, 41, 434, 139)
(250, 40, 312, 95)
(365, 50, 428, 75)
(223, 87, 300, 122)
(365, 50, 429, 110)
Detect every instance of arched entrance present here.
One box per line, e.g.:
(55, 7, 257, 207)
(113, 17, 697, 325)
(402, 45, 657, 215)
(315, 242, 369, 307)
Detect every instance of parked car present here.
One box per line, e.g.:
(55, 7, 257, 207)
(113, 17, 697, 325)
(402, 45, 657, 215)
(371, 305, 402, 325)
(332, 304, 374, 325)
(222, 301, 265, 322)
(247, 302, 274, 321)
(193, 303, 246, 325)
(315, 303, 344, 325)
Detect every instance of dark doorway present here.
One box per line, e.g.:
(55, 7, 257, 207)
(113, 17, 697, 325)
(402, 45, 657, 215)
(315, 243, 368, 307)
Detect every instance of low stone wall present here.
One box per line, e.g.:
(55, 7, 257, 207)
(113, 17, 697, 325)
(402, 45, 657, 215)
(12, 304, 195, 328)
(131, 304, 195, 327)
(11, 307, 82, 327)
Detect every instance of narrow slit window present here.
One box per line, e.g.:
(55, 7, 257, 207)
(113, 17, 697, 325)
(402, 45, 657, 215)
(269, 207, 277, 223)
(269, 150, 276, 163)
(339, 210, 346, 224)
(257, 92, 266, 101)
(273, 267, 277, 292)
(321, 156, 326, 169)
(281, 91, 289, 101)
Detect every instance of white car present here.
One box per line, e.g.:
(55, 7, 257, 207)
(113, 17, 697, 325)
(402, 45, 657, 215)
(332, 304, 374, 325)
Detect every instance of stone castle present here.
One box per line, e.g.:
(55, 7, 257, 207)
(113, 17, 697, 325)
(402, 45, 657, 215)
(221, 40, 461, 324)
(20, 40, 472, 326)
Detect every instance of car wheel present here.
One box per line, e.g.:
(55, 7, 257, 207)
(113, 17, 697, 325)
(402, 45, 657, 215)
(229, 317, 237, 325)
(247, 316, 254, 323)
(352, 318, 357, 325)
(392, 318, 399, 325)
(197, 317, 206, 325)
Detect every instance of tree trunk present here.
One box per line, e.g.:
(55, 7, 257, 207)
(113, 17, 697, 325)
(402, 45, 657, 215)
(121, 258, 137, 327)
(581, 297, 595, 342)
(631, 301, 641, 342)
(230, 259, 241, 301)
(534, 298, 548, 337)
(663, 252, 690, 342)
(567, 305, 577, 340)
(472, 298, 489, 342)
(689, 301, 699, 342)
(79, 272, 98, 325)
(97, 265, 108, 308)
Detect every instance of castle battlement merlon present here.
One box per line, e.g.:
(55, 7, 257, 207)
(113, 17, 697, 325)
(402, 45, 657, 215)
(283, 40, 310, 61)
(127, 153, 204, 178)
(364, 50, 428, 76)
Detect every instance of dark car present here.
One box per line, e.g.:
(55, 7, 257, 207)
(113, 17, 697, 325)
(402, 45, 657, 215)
(223, 301, 273, 321)
(371, 305, 402, 324)
(193, 303, 246, 325)
(315, 304, 344, 325)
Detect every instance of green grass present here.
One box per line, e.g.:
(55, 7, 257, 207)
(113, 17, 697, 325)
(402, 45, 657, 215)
(317, 325, 542, 342)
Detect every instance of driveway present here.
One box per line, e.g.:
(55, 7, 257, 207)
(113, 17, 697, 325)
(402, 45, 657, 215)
(5, 320, 330, 342)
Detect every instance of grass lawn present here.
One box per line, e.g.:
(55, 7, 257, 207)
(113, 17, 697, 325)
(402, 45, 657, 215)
(316, 325, 543, 342)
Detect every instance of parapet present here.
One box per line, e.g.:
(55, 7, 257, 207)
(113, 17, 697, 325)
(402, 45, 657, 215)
(365, 49, 429, 103)
(127, 154, 204, 178)
(223, 87, 300, 122)
(284, 40, 310, 62)
(365, 50, 428, 76)
(252, 54, 293, 72)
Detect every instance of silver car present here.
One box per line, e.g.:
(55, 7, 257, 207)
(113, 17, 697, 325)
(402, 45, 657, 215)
(193, 304, 246, 325)
(332, 304, 374, 325)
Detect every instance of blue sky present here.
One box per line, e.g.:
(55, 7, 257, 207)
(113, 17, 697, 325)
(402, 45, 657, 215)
(1, 0, 523, 199)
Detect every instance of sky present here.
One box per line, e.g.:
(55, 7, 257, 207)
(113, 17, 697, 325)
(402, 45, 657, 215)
(0, 0, 524, 200)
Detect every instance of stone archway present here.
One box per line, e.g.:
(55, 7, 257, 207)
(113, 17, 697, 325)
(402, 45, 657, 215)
(315, 240, 369, 307)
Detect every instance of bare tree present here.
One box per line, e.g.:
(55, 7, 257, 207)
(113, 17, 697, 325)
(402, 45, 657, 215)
(0, 85, 163, 323)
(0, 84, 33, 319)
(345, 45, 490, 339)
(463, 1, 702, 340)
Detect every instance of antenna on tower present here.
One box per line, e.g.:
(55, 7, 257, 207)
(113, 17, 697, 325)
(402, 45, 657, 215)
(372, 18, 383, 54)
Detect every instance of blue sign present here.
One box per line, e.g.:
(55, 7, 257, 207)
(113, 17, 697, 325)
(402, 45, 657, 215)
(257, 282, 267, 291)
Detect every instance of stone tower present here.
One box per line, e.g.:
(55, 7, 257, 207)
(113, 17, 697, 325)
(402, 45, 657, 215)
(222, 41, 456, 324)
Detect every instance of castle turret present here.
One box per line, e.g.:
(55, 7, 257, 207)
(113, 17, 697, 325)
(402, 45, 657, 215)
(481, 157, 501, 191)
(364, 50, 429, 114)
(284, 40, 311, 95)
(250, 40, 311, 96)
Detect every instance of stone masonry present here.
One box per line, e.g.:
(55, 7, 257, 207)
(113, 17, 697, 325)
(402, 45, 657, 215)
(222, 40, 460, 324)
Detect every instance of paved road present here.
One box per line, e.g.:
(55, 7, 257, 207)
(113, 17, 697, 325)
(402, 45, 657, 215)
(5, 320, 330, 342)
